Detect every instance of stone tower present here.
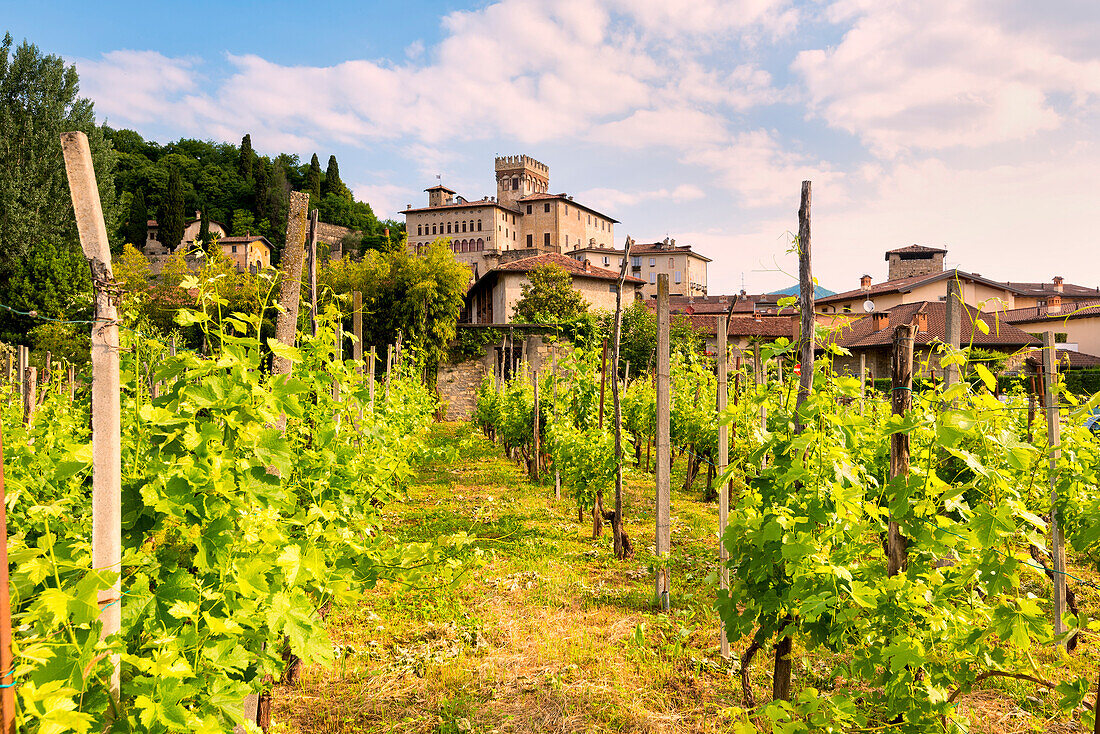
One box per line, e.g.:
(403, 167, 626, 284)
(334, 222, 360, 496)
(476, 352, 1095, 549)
(885, 245, 946, 281)
(495, 155, 549, 209)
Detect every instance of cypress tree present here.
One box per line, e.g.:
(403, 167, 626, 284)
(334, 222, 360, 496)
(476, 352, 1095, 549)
(307, 153, 321, 205)
(159, 168, 186, 251)
(197, 208, 211, 247)
(323, 154, 349, 199)
(238, 133, 253, 180)
(125, 188, 148, 247)
(253, 159, 269, 221)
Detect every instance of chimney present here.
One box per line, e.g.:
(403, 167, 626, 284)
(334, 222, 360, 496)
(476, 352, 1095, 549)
(914, 311, 928, 333)
(384, 227, 390, 239)
(1053, 276, 1064, 293)
(583, 260, 591, 272)
(1048, 294, 1062, 314)
(860, 274, 872, 289)
(872, 312, 889, 331)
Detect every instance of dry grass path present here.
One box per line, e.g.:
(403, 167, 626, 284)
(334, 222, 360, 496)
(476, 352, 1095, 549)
(274, 422, 1100, 733)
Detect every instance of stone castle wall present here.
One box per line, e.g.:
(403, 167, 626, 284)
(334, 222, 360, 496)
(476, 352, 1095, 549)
(887, 253, 944, 281)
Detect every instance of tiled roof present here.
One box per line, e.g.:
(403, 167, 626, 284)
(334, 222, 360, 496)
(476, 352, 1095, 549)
(999, 300, 1100, 324)
(1024, 349, 1100, 370)
(825, 301, 1039, 350)
(885, 244, 947, 257)
(817, 269, 1014, 305)
(687, 314, 795, 339)
(494, 252, 644, 284)
(1002, 282, 1100, 297)
(401, 199, 517, 215)
(515, 193, 620, 223)
(218, 235, 272, 248)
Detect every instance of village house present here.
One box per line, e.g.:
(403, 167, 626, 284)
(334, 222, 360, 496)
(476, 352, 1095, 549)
(144, 211, 228, 256)
(569, 238, 710, 299)
(462, 252, 643, 324)
(999, 298, 1100, 355)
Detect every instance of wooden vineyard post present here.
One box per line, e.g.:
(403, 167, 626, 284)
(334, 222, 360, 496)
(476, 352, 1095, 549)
(22, 367, 36, 425)
(531, 368, 540, 482)
(61, 130, 123, 702)
(945, 278, 962, 397)
(368, 347, 376, 412)
(385, 343, 393, 402)
(611, 237, 633, 559)
(352, 291, 363, 373)
(1042, 331, 1067, 647)
(598, 338, 608, 429)
(0, 420, 15, 734)
(67, 365, 75, 401)
(888, 324, 914, 578)
(716, 313, 730, 658)
(3, 352, 10, 385)
(754, 344, 766, 469)
(552, 354, 560, 500)
(273, 192, 311, 377)
(307, 209, 319, 338)
(859, 352, 866, 413)
(655, 273, 671, 610)
(1027, 377, 1037, 443)
(16, 347, 25, 400)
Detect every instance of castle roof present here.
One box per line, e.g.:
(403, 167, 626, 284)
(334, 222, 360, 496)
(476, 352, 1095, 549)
(885, 244, 948, 259)
(400, 199, 517, 215)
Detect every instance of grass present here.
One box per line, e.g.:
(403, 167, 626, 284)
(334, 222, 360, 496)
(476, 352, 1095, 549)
(273, 422, 1100, 733)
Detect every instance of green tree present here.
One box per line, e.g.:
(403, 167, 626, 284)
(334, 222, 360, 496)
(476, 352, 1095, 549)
(307, 153, 321, 206)
(511, 263, 589, 323)
(238, 133, 253, 180)
(323, 154, 349, 199)
(231, 209, 255, 236)
(115, 242, 152, 293)
(618, 299, 656, 373)
(5, 239, 91, 342)
(158, 167, 186, 250)
(124, 187, 148, 247)
(0, 33, 116, 336)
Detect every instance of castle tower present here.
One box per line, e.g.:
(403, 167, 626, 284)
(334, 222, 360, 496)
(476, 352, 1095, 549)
(495, 155, 549, 209)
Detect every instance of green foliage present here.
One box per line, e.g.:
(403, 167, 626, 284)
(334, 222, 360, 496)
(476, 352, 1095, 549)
(0, 33, 116, 337)
(2, 277, 473, 732)
(323, 154, 349, 199)
(230, 208, 255, 237)
(307, 153, 322, 206)
(123, 188, 148, 247)
(238, 133, 253, 180)
(158, 167, 186, 251)
(512, 264, 589, 324)
(3, 239, 91, 343)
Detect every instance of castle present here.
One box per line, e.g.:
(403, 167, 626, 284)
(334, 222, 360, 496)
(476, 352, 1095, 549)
(401, 155, 618, 282)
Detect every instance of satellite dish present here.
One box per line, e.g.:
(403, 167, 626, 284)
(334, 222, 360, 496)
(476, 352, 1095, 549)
(863, 300, 875, 313)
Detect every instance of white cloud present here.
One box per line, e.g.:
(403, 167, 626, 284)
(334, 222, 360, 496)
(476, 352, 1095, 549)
(74, 50, 197, 125)
(577, 183, 705, 211)
(793, 0, 1100, 155)
(351, 183, 420, 220)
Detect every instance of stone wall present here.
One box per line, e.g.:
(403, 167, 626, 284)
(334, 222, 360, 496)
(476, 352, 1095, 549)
(437, 358, 489, 421)
(887, 252, 944, 281)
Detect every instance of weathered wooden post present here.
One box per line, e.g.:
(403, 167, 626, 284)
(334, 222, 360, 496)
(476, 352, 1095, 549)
(352, 291, 363, 371)
(859, 352, 866, 413)
(716, 313, 730, 658)
(0, 420, 15, 734)
(61, 130, 123, 702)
(530, 369, 540, 482)
(945, 278, 962, 395)
(552, 354, 560, 500)
(888, 323, 914, 579)
(598, 338, 608, 429)
(22, 368, 35, 425)
(655, 273, 671, 610)
(3, 352, 10, 385)
(43, 352, 51, 387)
(1042, 331, 1067, 647)
(611, 238, 633, 559)
(1027, 377, 1037, 443)
(368, 347, 376, 411)
(67, 365, 75, 401)
(308, 209, 319, 338)
(273, 192, 311, 377)
(754, 343, 766, 469)
(16, 347, 25, 399)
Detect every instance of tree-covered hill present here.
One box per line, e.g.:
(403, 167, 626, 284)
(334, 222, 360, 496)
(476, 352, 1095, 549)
(108, 128, 404, 258)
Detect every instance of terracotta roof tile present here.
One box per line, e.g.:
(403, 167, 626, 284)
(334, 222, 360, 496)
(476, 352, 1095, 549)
(1024, 349, 1100, 369)
(999, 300, 1100, 323)
(825, 301, 1039, 350)
(687, 314, 795, 339)
(494, 252, 644, 284)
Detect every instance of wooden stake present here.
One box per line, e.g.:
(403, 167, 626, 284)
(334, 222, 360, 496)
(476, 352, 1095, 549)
(754, 344, 766, 469)
(859, 352, 866, 414)
(716, 313, 730, 658)
(598, 338, 608, 429)
(67, 365, 75, 401)
(273, 192, 311, 377)
(611, 238, 633, 559)
(308, 209, 319, 338)
(1027, 378, 1036, 442)
(795, 180, 814, 430)
(60, 130, 122, 701)
(655, 273, 671, 610)
(1042, 331, 1067, 647)
(0, 419, 15, 734)
(945, 278, 962, 396)
(368, 347, 376, 411)
(22, 368, 36, 425)
(552, 355, 560, 500)
(531, 370, 540, 482)
(352, 291, 363, 373)
(16, 348, 25, 399)
(888, 324, 914, 577)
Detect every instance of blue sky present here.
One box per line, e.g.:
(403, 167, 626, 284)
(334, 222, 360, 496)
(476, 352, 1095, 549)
(6, 0, 1100, 294)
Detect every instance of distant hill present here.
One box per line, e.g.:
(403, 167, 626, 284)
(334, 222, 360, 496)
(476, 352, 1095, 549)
(769, 284, 837, 298)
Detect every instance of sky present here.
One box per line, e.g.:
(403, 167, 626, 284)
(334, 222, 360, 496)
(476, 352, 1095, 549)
(6, 0, 1100, 294)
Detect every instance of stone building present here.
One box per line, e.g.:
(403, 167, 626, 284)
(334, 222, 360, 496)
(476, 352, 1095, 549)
(401, 155, 619, 284)
(145, 211, 228, 255)
(570, 238, 710, 299)
(217, 235, 272, 272)
(886, 244, 946, 281)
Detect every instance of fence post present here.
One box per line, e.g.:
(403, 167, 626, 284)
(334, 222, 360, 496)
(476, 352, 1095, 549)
(754, 343, 766, 469)
(859, 352, 866, 413)
(655, 273, 671, 610)
(22, 368, 36, 425)
(888, 324, 914, 578)
(352, 291, 363, 374)
(945, 278, 962, 397)
(0, 420, 15, 734)
(308, 209, 319, 338)
(552, 354, 560, 500)
(611, 238, 633, 559)
(368, 347, 376, 411)
(60, 130, 123, 703)
(598, 338, 608, 429)
(273, 192, 311, 377)
(68, 365, 75, 401)
(531, 369, 540, 482)
(716, 313, 730, 658)
(1042, 331, 1067, 648)
(16, 347, 25, 399)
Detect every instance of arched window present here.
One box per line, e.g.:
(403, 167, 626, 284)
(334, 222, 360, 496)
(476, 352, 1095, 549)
(432, 223, 437, 235)
(512, 176, 518, 190)
(461, 221, 467, 233)
(477, 219, 482, 231)
(463, 240, 470, 253)
(417, 224, 422, 236)
(469, 220, 474, 231)
(452, 240, 458, 252)
(477, 238, 484, 251)
(446, 222, 451, 234)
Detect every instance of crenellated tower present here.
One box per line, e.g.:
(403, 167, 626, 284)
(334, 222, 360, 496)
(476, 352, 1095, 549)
(495, 155, 549, 209)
